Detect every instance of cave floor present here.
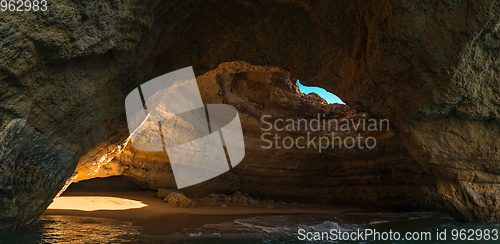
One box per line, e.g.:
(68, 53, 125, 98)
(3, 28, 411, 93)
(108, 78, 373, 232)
(42, 191, 363, 235)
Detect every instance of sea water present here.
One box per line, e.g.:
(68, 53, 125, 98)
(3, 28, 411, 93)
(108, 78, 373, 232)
(1, 212, 499, 243)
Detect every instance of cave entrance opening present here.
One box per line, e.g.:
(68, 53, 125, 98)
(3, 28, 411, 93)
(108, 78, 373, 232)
(298, 80, 345, 104)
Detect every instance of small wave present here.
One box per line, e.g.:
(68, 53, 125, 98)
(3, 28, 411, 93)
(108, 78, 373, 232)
(368, 220, 392, 224)
(298, 220, 356, 234)
(183, 214, 343, 236)
(182, 211, 448, 238)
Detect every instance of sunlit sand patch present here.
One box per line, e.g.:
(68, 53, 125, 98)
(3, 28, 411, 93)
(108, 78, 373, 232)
(48, 196, 148, 211)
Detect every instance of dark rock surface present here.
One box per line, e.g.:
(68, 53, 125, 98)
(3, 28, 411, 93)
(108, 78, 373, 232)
(0, 0, 498, 230)
(306, 1, 500, 222)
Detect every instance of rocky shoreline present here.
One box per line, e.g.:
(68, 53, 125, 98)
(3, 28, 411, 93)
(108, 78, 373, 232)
(158, 189, 294, 210)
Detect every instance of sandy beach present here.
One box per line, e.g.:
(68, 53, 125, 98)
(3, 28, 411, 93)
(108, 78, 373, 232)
(43, 190, 362, 235)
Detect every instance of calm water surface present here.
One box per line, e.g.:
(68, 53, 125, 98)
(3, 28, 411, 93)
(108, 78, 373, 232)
(1, 212, 500, 243)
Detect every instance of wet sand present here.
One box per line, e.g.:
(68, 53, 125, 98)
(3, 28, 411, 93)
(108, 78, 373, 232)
(42, 191, 363, 235)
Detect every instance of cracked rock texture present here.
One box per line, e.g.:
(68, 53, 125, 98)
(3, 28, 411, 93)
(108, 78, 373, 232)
(0, 0, 499, 230)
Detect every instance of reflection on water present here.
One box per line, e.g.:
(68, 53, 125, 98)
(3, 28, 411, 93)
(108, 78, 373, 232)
(0, 216, 141, 244)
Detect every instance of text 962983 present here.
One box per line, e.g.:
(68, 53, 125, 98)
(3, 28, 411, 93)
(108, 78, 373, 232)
(1, 0, 47, 12)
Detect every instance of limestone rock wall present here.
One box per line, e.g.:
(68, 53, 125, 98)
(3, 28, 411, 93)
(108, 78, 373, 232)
(199, 62, 442, 210)
(0, 0, 162, 231)
(305, 1, 500, 222)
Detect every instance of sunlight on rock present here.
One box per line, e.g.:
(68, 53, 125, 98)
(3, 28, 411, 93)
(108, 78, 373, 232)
(48, 197, 148, 211)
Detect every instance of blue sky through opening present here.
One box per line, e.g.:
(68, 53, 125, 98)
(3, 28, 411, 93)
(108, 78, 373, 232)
(298, 80, 345, 104)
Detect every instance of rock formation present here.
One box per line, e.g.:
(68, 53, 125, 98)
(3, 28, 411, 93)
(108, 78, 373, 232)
(161, 191, 196, 208)
(304, 1, 500, 222)
(74, 62, 441, 211)
(0, 0, 499, 230)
